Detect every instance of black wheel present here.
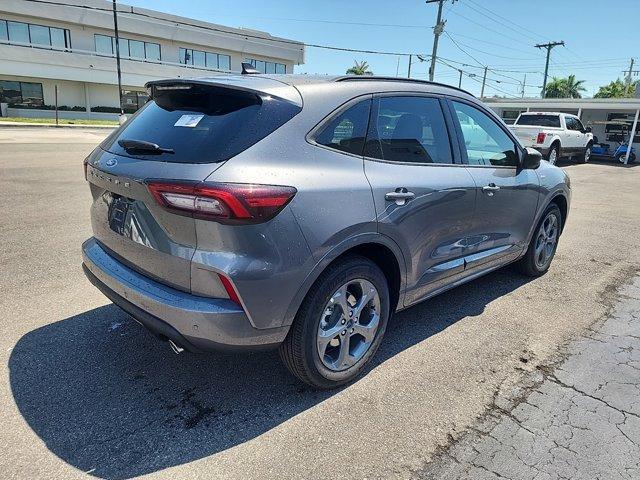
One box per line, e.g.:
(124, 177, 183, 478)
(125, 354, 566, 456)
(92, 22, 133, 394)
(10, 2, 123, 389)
(546, 143, 560, 165)
(518, 204, 562, 277)
(616, 152, 636, 164)
(279, 255, 390, 389)
(579, 143, 592, 163)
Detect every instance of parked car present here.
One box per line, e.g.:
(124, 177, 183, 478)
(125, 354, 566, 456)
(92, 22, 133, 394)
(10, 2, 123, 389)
(82, 72, 571, 389)
(510, 111, 593, 165)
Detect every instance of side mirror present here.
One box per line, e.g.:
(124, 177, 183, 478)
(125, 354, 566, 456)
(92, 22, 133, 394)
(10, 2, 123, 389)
(521, 147, 542, 170)
(585, 126, 592, 133)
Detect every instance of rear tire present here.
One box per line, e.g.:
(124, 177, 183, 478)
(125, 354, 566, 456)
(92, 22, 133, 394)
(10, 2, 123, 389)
(579, 143, 591, 163)
(616, 152, 636, 164)
(279, 255, 390, 389)
(518, 204, 562, 277)
(546, 143, 560, 165)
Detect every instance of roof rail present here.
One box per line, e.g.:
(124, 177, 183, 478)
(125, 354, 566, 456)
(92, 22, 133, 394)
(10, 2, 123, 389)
(334, 76, 474, 97)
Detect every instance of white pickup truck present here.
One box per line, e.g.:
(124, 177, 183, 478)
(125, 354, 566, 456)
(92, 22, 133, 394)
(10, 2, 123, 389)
(510, 112, 593, 165)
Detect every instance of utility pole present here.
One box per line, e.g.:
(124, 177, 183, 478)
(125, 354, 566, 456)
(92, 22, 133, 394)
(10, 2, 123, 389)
(624, 58, 636, 89)
(480, 66, 488, 98)
(458, 69, 463, 88)
(521, 73, 526, 98)
(426, 0, 456, 82)
(112, 0, 124, 117)
(407, 54, 412, 78)
(535, 41, 564, 98)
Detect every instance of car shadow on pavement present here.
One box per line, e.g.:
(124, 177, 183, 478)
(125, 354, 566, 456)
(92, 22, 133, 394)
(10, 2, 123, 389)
(9, 268, 532, 479)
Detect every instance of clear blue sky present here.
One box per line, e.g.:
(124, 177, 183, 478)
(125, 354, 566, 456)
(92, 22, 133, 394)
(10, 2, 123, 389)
(125, 0, 639, 98)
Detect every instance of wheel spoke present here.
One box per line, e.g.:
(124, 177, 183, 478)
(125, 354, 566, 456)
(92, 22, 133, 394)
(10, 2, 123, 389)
(317, 322, 344, 355)
(335, 333, 352, 368)
(330, 284, 351, 317)
(353, 281, 375, 318)
(353, 313, 380, 343)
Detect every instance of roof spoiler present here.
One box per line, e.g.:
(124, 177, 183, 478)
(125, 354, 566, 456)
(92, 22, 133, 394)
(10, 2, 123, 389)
(241, 62, 261, 75)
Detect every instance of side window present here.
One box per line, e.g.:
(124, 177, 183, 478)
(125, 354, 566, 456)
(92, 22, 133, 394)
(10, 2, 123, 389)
(452, 101, 518, 167)
(365, 96, 452, 164)
(574, 118, 585, 132)
(566, 117, 583, 131)
(315, 99, 370, 156)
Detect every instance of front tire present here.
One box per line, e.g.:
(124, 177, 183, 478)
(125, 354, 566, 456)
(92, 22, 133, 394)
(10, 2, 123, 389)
(518, 204, 562, 277)
(279, 255, 390, 389)
(546, 144, 560, 165)
(579, 143, 591, 163)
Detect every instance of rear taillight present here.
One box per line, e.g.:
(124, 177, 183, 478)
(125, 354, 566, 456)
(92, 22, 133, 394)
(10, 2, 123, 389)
(536, 132, 546, 144)
(147, 181, 296, 223)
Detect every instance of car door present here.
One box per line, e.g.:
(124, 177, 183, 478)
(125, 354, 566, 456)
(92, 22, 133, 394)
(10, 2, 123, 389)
(362, 94, 477, 307)
(447, 98, 539, 273)
(564, 116, 581, 153)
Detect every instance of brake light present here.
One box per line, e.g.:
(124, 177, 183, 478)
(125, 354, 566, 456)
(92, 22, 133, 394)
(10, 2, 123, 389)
(147, 181, 296, 223)
(536, 132, 546, 144)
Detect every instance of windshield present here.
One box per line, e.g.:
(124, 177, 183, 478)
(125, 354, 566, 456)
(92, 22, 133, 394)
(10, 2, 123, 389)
(515, 114, 561, 128)
(100, 84, 301, 164)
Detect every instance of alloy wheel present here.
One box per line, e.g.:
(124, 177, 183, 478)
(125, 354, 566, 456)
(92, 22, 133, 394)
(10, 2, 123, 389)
(584, 146, 591, 162)
(548, 148, 557, 165)
(316, 279, 381, 372)
(534, 213, 559, 269)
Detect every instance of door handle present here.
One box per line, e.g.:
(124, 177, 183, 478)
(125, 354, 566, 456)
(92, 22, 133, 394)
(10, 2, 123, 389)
(482, 183, 500, 196)
(385, 188, 415, 205)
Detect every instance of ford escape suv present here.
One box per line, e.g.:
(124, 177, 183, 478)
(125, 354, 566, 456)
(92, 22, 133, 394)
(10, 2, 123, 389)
(82, 69, 570, 389)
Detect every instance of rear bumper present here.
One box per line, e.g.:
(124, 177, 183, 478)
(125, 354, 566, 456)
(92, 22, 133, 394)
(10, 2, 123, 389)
(82, 238, 289, 352)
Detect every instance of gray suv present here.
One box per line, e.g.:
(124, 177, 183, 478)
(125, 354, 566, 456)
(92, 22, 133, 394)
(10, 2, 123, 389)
(82, 72, 570, 389)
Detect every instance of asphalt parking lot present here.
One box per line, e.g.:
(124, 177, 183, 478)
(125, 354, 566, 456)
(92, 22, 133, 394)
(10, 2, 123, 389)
(1, 127, 639, 479)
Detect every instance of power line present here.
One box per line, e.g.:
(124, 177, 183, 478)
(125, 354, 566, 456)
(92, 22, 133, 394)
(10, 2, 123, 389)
(466, 0, 549, 44)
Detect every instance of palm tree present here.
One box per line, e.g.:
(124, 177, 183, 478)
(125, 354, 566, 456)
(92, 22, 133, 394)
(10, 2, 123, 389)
(346, 60, 373, 76)
(594, 79, 638, 98)
(543, 75, 585, 98)
(564, 75, 586, 98)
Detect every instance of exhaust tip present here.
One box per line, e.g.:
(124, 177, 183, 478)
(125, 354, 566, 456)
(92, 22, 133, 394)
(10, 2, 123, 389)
(168, 339, 185, 355)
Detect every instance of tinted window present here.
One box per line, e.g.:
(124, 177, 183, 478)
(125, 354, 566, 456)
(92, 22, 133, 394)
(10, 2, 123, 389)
(95, 34, 112, 54)
(145, 42, 160, 61)
(128, 40, 145, 59)
(219, 55, 231, 70)
(193, 50, 206, 67)
(8, 21, 29, 43)
(315, 99, 370, 156)
(275, 63, 286, 74)
(101, 85, 301, 164)
(453, 101, 517, 167)
(365, 96, 452, 164)
(0, 81, 21, 105)
(50, 27, 66, 48)
(566, 117, 584, 131)
(515, 114, 561, 128)
(29, 24, 50, 45)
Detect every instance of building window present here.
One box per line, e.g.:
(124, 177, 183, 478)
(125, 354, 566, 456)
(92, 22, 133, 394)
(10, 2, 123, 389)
(0, 80, 44, 107)
(0, 19, 71, 49)
(94, 34, 161, 61)
(179, 47, 231, 70)
(245, 58, 287, 74)
(121, 90, 149, 113)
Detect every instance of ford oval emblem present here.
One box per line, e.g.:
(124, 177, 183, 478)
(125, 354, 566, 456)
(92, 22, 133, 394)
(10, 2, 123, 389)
(105, 158, 118, 168)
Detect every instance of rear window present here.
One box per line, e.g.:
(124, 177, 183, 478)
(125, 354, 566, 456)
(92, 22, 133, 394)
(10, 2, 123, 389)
(100, 84, 301, 163)
(515, 114, 561, 128)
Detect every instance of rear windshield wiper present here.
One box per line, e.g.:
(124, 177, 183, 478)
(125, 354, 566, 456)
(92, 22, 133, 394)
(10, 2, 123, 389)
(118, 139, 175, 155)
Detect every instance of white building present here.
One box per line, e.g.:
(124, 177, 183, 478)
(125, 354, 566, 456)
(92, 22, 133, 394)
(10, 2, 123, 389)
(0, 0, 305, 119)
(485, 97, 640, 152)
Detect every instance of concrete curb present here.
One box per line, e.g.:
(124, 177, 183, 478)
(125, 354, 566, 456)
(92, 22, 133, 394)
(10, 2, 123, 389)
(0, 122, 116, 129)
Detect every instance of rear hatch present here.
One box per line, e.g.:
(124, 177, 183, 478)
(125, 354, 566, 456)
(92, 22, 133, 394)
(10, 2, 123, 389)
(85, 76, 302, 293)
